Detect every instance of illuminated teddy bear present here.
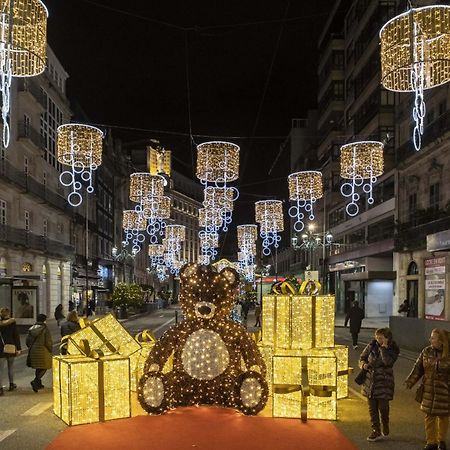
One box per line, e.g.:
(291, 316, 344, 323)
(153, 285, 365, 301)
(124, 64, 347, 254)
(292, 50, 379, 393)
(138, 263, 268, 415)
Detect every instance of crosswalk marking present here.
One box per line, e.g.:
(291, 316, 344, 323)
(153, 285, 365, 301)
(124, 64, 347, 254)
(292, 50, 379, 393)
(153, 316, 176, 333)
(0, 429, 17, 442)
(21, 402, 52, 416)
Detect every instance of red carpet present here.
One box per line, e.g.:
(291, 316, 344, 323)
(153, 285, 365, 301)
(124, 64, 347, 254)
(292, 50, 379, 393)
(47, 407, 358, 450)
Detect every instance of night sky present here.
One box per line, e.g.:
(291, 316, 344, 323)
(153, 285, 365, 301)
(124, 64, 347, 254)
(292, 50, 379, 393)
(44, 0, 336, 256)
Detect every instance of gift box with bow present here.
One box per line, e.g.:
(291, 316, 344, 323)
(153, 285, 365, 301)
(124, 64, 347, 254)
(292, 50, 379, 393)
(53, 349, 131, 425)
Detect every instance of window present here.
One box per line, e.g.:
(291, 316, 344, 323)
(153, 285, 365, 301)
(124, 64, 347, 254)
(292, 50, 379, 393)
(40, 90, 64, 170)
(333, 81, 344, 99)
(430, 183, 440, 210)
(24, 210, 30, 231)
(380, 90, 395, 105)
(24, 156, 29, 175)
(407, 261, 418, 275)
(23, 114, 31, 133)
(43, 219, 48, 237)
(0, 199, 6, 225)
(439, 101, 446, 116)
(409, 192, 417, 214)
(43, 171, 47, 186)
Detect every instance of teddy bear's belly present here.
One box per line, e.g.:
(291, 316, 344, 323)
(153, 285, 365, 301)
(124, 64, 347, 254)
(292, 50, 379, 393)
(181, 329, 230, 380)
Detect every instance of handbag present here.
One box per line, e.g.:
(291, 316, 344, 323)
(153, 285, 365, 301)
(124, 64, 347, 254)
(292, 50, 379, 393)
(355, 368, 368, 385)
(0, 332, 16, 354)
(415, 383, 424, 403)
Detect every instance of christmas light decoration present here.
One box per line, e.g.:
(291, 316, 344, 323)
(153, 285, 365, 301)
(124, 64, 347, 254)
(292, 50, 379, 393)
(288, 171, 323, 232)
(0, 0, 47, 148)
(163, 225, 186, 275)
(340, 141, 384, 217)
(138, 264, 268, 415)
(196, 141, 240, 184)
(142, 195, 170, 244)
(57, 124, 104, 207)
(255, 200, 284, 256)
(380, 5, 450, 151)
(122, 209, 146, 253)
(129, 173, 164, 203)
(53, 355, 131, 426)
(237, 224, 258, 283)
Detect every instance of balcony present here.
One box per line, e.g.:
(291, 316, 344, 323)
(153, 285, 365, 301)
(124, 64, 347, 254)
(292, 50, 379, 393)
(17, 79, 46, 108)
(0, 224, 74, 259)
(395, 210, 450, 252)
(17, 121, 45, 149)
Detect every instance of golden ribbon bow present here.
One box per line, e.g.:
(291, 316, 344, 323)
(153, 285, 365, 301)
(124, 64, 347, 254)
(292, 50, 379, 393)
(250, 330, 262, 344)
(299, 280, 322, 295)
(78, 339, 106, 359)
(135, 329, 157, 343)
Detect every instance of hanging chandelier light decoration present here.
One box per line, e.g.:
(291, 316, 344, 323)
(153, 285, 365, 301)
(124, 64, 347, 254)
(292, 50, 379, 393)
(142, 195, 171, 244)
(255, 200, 284, 256)
(196, 142, 240, 259)
(237, 224, 258, 283)
(122, 210, 147, 254)
(163, 225, 186, 275)
(129, 173, 164, 204)
(148, 244, 164, 267)
(198, 207, 222, 263)
(0, 0, 48, 148)
(340, 141, 384, 217)
(199, 231, 219, 265)
(288, 171, 323, 232)
(57, 123, 104, 207)
(380, 5, 450, 151)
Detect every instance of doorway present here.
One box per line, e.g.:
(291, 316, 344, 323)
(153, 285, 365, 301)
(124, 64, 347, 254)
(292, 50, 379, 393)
(407, 279, 418, 318)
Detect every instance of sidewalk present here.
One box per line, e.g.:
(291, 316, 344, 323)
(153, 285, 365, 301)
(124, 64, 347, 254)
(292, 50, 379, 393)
(335, 313, 389, 329)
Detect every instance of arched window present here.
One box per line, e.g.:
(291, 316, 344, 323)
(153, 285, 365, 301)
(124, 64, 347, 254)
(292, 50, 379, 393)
(407, 261, 418, 275)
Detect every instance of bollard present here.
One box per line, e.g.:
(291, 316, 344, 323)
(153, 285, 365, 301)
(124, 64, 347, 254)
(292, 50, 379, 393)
(175, 310, 178, 324)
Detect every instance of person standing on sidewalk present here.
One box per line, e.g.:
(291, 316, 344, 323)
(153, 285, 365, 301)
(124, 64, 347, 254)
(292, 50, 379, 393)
(405, 328, 450, 450)
(344, 300, 365, 349)
(254, 301, 262, 327)
(359, 327, 399, 442)
(0, 308, 21, 395)
(54, 304, 65, 326)
(26, 313, 53, 393)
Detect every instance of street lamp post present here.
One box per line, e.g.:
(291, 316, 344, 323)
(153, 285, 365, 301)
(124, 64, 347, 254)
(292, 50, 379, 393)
(291, 224, 333, 290)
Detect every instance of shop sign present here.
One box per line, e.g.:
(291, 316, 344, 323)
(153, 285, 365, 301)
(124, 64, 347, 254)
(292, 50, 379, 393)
(427, 230, 450, 252)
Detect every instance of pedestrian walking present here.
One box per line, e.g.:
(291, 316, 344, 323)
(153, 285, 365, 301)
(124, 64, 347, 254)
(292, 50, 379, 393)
(54, 304, 65, 326)
(0, 308, 21, 395)
(405, 328, 450, 450)
(254, 302, 262, 327)
(242, 298, 250, 321)
(345, 300, 365, 349)
(26, 313, 53, 393)
(60, 311, 81, 355)
(359, 327, 399, 442)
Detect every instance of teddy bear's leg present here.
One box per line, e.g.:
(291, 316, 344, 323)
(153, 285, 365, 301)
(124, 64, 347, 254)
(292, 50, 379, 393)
(138, 371, 169, 414)
(233, 371, 269, 415)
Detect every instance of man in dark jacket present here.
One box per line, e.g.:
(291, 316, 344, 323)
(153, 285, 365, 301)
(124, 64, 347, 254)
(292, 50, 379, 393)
(0, 308, 21, 395)
(345, 300, 365, 349)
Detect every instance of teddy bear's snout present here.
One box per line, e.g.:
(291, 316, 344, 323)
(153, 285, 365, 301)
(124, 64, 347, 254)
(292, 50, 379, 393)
(195, 301, 216, 319)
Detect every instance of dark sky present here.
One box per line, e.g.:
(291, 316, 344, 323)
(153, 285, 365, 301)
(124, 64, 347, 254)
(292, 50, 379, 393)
(44, 0, 335, 256)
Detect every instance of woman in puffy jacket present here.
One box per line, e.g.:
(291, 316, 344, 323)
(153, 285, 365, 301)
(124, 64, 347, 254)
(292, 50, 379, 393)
(359, 327, 400, 442)
(405, 328, 450, 450)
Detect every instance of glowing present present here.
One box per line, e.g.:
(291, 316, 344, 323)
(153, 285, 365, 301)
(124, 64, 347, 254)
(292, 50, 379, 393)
(66, 314, 142, 390)
(53, 354, 131, 426)
(272, 355, 337, 421)
(262, 295, 335, 349)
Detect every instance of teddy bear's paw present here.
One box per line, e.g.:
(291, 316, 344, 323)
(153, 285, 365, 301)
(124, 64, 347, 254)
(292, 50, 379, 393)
(138, 371, 168, 414)
(234, 370, 269, 415)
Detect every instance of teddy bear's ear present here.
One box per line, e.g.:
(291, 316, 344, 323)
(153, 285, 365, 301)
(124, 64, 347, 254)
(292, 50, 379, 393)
(220, 267, 239, 287)
(180, 263, 198, 281)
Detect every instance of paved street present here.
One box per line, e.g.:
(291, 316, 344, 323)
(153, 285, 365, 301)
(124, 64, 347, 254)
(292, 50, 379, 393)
(0, 309, 432, 449)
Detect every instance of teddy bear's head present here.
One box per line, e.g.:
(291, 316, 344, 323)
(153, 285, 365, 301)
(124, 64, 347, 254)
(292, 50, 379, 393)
(179, 263, 239, 321)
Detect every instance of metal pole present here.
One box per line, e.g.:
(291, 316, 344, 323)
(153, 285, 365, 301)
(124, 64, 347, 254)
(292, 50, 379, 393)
(275, 247, 278, 281)
(322, 191, 327, 293)
(85, 195, 89, 317)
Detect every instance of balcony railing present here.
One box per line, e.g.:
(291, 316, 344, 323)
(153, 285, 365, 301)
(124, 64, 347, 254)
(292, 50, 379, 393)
(17, 78, 46, 108)
(0, 224, 74, 258)
(17, 121, 45, 149)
